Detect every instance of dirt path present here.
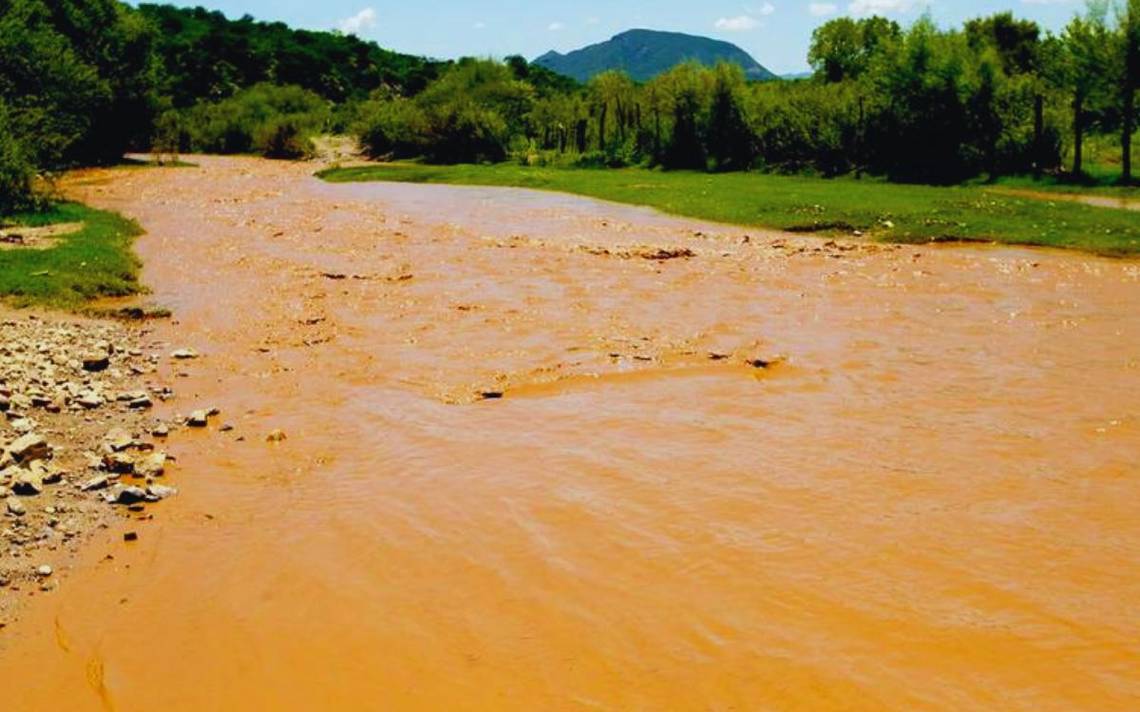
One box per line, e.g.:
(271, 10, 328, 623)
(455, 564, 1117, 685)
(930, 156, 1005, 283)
(1, 155, 1138, 710)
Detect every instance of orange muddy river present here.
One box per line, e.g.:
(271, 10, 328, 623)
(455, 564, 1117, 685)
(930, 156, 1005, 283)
(2, 156, 1139, 710)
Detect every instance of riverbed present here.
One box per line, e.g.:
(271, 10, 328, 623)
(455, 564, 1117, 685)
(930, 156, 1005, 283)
(2, 156, 1137, 710)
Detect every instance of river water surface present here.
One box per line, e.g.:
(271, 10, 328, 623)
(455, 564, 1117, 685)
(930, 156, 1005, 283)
(2, 156, 1138, 710)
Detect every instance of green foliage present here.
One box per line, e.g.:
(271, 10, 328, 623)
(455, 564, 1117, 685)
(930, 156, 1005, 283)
(0, 0, 158, 168)
(809, 17, 901, 82)
(320, 162, 1140, 257)
(177, 84, 328, 158)
(0, 202, 142, 307)
(358, 59, 531, 163)
(0, 102, 37, 214)
(747, 80, 859, 176)
(136, 4, 443, 107)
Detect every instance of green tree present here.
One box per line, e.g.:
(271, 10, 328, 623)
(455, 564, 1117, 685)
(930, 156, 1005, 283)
(705, 64, 755, 171)
(1061, 4, 1112, 175)
(809, 17, 901, 82)
(1119, 0, 1140, 182)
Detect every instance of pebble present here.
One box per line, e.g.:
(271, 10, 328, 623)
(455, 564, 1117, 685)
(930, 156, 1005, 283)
(5, 496, 26, 517)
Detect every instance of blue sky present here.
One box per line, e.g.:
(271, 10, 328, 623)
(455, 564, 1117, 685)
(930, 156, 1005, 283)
(142, 0, 1090, 74)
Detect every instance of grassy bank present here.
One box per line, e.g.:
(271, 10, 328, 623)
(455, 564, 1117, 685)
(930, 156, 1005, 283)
(0, 202, 143, 308)
(318, 164, 1140, 257)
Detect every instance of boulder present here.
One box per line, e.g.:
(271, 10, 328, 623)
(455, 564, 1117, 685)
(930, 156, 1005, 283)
(12, 471, 43, 496)
(82, 354, 110, 372)
(102, 452, 135, 474)
(146, 484, 178, 501)
(5, 496, 26, 516)
(135, 452, 166, 478)
(105, 485, 147, 505)
(7, 433, 50, 463)
(104, 428, 134, 452)
(80, 475, 110, 492)
(76, 392, 105, 409)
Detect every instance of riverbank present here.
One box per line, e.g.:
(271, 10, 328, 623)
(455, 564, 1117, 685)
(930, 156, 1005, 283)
(319, 163, 1140, 257)
(0, 310, 196, 630)
(0, 203, 143, 308)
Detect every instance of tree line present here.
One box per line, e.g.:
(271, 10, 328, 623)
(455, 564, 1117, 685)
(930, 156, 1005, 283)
(0, 0, 438, 213)
(2, 0, 1139, 215)
(357, 3, 1140, 186)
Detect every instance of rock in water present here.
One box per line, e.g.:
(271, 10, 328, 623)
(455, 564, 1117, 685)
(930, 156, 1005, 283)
(135, 452, 167, 478)
(146, 484, 178, 501)
(171, 348, 199, 360)
(105, 485, 147, 505)
(186, 410, 209, 427)
(266, 429, 287, 443)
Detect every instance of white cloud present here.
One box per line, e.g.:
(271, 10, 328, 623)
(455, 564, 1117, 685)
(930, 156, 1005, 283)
(848, 0, 914, 15)
(715, 15, 760, 31)
(548, 21, 565, 31)
(337, 7, 376, 35)
(472, 21, 486, 29)
(809, 2, 839, 16)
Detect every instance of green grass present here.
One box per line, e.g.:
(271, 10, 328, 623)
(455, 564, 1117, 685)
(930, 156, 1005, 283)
(0, 202, 143, 308)
(994, 132, 1140, 198)
(318, 163, 1140, 257)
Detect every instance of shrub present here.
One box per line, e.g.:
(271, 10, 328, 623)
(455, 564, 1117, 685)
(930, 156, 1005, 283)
(0, 105, 37, 214)
(180, 84, 329, 159)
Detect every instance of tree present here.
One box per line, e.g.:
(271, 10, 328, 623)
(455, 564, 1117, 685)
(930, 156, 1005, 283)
(1120, 0, 1140, 182)
(705, 64, 755, 171)
(588, 71, 635, 154)
(1061, 5, 1112, 175)
(809, 17, 901, 83)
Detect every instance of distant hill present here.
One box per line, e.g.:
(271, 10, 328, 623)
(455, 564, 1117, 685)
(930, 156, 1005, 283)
(534, 29, 777, 83)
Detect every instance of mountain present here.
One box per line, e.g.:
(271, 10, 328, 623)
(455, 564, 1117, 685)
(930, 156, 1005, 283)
(534, 29, 777, 83)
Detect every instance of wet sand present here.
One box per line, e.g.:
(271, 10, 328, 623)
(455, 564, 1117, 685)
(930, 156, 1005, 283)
(1, 155, 1138, 710)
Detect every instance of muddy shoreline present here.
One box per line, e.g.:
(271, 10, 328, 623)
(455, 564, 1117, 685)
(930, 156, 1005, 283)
(1, 156, 1138, 710)
(0, 311, 214, 631)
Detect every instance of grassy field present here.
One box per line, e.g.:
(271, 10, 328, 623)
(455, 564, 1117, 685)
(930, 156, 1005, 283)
(0, 202, 143, 308)
(319, 163, 1140, 257)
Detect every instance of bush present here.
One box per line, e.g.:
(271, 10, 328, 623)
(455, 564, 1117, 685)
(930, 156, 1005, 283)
(179, 84, 329, 159)
(357, 99, 427, 159)
(256, 118, 313, 159)
(0, 105, 37, 214)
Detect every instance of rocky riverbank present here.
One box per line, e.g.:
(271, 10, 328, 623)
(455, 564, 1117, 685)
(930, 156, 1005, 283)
(0, 312, 199, 630)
